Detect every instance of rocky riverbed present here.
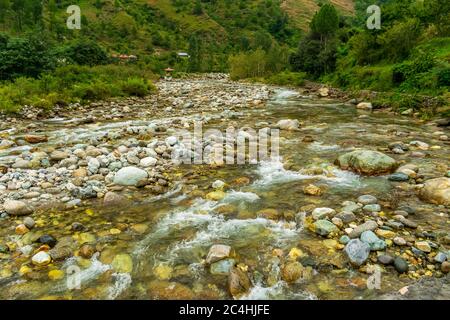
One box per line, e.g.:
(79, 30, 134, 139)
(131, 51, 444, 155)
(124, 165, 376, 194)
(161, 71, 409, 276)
(0, 74, 449, 300)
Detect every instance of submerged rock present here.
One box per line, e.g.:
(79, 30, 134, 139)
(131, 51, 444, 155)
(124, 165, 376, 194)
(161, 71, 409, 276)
(228, 267, 251, 298)
(3, 200, 33, 216)
(420, 178, 450, 205)
(210, 258, 235, 275)
(360, 231, 386, 251)
(394, 257, 409, 273)
(281, 261, 304, 283)
(206, 244, 231, 264)
(312, 219, 338, 236)
(336, 150, 397, 175)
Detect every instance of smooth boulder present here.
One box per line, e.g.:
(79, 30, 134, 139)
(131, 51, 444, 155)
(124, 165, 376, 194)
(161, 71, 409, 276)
(336, 150, 397, 175)
(420, 178, 450, 205)
(3, 200, 33, 216)
(113, 167, 148, 186)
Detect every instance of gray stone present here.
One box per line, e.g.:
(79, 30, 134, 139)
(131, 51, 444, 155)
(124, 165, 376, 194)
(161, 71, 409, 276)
(360, 230, 386, 251)
(388, 173, 409, 182)
(344, 239, 370, 266)
(349, 220, 378, 238)
(363, 204, 381, 213)
(113, 166, 148, 186)
(313, 219, 338, 236)
(210, 258, 236, 275)
(394, 257, 409, 273)
(357, 195, 378, 205)
(336, 150, 397, 175)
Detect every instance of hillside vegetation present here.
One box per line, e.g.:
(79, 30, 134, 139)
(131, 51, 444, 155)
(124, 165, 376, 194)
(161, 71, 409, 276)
(0, 0, 449, 117)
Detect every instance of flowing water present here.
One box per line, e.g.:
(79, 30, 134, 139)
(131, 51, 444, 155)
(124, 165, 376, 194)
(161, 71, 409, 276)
(0, 83, 449, 300)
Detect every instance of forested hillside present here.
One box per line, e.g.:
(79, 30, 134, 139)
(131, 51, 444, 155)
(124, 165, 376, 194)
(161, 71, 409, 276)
(0, 0, 449, 116)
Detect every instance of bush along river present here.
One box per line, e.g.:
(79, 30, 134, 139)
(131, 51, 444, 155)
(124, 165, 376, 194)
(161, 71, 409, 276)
(0, 74, 449, 300)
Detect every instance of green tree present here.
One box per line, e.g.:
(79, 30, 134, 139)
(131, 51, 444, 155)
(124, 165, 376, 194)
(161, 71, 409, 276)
(0, 0, 10, 23)
(310, 4, 339, 41)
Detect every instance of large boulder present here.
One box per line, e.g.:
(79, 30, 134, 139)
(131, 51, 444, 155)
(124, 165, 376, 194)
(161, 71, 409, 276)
(420, 178, 450, 205)
(336, 150, 397, 175)
(113, 167, 148, 186)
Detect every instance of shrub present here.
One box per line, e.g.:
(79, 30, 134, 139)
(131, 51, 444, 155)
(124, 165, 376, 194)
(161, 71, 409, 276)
(120, 77, 155, 97)
(267, 71, 306, 86)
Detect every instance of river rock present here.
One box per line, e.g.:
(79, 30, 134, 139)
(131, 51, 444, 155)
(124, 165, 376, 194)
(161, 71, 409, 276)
(360, 231, 386, 251)
(420, 178, 450, 205)
(357, 195, 378, 205)
(388, 173, 410, 182)
(344, 239, 370, 266)
(357, 102, 372, 110)
(103, 192, 127, 206)
(394, 257, 409, 273)
(206, 244, 231, 264)
(113, 167, 148, 186)
(140, 157, 157, 167)
(393, 236, 407, 246)
(313, 220, 338, 236)
(210, 258, 235, 275)
(111, 254, 133, 273)
(363, 204, 381, 213)
(228, 267, 251, 297)
(415, 241, 432, 253)
(349, 220, 378, 239)
(31, 251, 51, 266)
(23, 217, 35, 229)
(336, 211, 356, 223)
(24, 135, 48, 144)
(276, 119, 299, 130)
(38, 235, 57, 248)
(50, 150, 69, 161)
(378, 254, 394, 265)
(3, 200, 33, 216)
(336, 150, 397, 175)
(312, 208, 335, 220)
(434, 252, 447, 264)
(442, 262, 450, 273)
(281, 261, 304, 283)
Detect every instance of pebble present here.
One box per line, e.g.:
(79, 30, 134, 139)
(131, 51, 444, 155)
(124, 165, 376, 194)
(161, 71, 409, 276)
(38, 235, 57, 248)
(394, 257, 409, 273)
(357, 195, 378, 205)
(415, 241, 432, 253)
(206, 244, 231, 264)
(393, 237, 407, 246)
(360, 230, 386, 251)
(31, 251, 52, 266)
(363, 204, 381, 213)
(312, 207, 335, 220)
(434, 252, 447, 264)
(378, 254, 394, 265)
(48, 269, 65, 280)
(313, 220, 338, 236)
(15, 224, 29, 235)
(23, 217, 35, 229)
(442, 262, 450, 273)
(349, 220, 378, 239)
(79, 244, 95, 259)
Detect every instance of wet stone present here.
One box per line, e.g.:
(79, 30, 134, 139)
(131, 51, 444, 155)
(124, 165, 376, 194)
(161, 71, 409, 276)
(378, 254, 394, 265)
(394, 257, 409, 273)
(210, 258, 235, 275)
(344, 239, 370, 266)
(206, 244, 231, 264)
(38, 235, 57, 248)
(357, 195, 378, 205)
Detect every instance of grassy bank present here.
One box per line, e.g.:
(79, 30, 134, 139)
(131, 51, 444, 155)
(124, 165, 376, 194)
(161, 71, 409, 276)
(0, 64, 157, 114)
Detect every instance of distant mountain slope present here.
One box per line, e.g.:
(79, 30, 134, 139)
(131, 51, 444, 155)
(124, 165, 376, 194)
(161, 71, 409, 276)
(281, 0, 354, 30)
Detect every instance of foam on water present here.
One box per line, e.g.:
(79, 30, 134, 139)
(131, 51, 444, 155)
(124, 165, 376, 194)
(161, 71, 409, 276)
(107, 273, 132, 300)
(253, 158, 314, 186)
(273, 90, 299, 100)
(240, 281, 317, 300)
(222, 191, 260, 203)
